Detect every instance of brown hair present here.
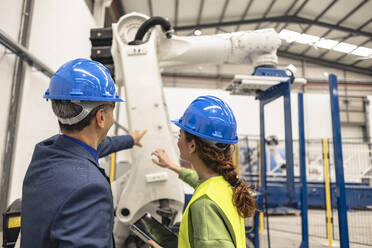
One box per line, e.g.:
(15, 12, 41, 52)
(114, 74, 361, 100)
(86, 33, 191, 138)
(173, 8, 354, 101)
(185, 132, 256, 218)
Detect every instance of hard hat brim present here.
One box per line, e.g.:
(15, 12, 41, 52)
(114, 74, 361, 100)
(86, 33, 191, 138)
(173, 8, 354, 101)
(171, 119, 238, 144)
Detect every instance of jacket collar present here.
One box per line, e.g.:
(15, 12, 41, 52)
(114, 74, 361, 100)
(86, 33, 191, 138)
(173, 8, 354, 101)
(62, 135, 99, 164)
(54, 134, 111, 183)
(54, 134, 99, 167)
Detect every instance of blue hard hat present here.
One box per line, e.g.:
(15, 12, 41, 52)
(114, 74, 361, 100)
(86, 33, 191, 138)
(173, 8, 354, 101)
(44, 58, 123, 102)
(172, 95, 238, 144)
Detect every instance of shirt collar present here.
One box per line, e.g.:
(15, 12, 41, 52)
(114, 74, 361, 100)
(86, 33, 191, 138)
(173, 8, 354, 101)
(62, 135, 99, 165)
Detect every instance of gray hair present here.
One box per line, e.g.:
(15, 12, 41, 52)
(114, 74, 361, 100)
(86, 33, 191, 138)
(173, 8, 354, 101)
(51, 100, 110, 132)
(52, 101, 109, 125)
(51, 101, 83, 119)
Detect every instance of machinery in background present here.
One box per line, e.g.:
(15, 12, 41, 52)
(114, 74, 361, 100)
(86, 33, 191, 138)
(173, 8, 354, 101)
(237, 137, 372, 211)
(90, 12, 282, 247)
(265, 135, 287, 174)
(2, 199, 21, 248)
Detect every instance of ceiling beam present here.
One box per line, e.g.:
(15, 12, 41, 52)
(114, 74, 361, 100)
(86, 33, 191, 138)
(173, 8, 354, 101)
(196, 0, 205, 25)
(161, 72, 372, 88)
(215, 0, 230, 34)
(255, 0, 276, 30)
(277, 50, 372, 76)
(148, 0, 153, 17)
(174, 15, 372, 38)
(235, 0, 254, 32)
(317, 19, 371, 59)
(284, 0, 338, 52)
(279, 0, 309, 31)
(274, 0, 296, 31)
(299, 0, 369, 54)
(174, 0, 179, 27)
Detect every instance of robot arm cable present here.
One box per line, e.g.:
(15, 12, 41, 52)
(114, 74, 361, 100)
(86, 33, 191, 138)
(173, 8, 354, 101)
(129, 16, 173, 45)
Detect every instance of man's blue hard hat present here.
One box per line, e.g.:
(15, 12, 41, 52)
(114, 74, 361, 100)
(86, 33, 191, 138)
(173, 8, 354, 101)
(172, 95, 238, 144)
(44, 58, 123, 102)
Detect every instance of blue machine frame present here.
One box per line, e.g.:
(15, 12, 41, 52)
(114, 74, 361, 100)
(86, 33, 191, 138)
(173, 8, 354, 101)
(184, 71, 354, 247)
(250, 70, 352, 248)
(328, 74, 350, 248)
(298, 93, 309, 248)
(254, 67, 309, 248)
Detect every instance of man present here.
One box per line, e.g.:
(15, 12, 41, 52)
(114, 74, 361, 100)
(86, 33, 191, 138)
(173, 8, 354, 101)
(21, 58, 146, 247)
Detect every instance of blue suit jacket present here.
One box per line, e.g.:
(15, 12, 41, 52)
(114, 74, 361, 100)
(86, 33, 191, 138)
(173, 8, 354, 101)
(21, 135, 134, 248)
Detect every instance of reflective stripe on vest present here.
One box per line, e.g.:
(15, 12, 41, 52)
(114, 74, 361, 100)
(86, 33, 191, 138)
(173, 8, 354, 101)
(178, 176, 245, 248)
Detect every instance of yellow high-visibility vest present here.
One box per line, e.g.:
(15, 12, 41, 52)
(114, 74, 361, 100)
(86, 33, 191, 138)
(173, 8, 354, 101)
(178, 176, 245, 248)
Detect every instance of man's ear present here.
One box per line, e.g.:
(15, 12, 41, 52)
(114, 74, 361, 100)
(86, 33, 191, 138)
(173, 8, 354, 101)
(95, 108, 105, 128)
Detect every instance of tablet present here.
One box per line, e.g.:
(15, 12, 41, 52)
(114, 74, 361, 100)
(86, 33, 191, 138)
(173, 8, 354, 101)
(130, 212, 178, 248)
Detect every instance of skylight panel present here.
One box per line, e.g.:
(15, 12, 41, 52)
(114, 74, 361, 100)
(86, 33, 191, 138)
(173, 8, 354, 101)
(351, 47, 372, 57)
(279, 29, 300, 43)
(296, 34, 320, 45)
(279, 29, 371, 59)
(333, 42, 357, 53)
(315, 38, 339, 49)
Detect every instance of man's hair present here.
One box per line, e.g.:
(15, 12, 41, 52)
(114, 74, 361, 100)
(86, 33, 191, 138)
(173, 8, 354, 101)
(51, 100, 109, 132)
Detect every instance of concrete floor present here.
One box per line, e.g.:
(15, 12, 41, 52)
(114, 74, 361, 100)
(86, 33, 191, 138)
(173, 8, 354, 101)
(2, 209, 371, 247)
(259, 209, 372, 248)
(263, 228, 371, 248)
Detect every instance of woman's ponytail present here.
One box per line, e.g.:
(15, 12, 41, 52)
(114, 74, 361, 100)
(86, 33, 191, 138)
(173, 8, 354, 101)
(231, 179, 256, 218)
(185, 132, 256, 218)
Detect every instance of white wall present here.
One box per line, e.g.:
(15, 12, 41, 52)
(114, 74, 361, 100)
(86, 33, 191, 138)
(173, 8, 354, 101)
(304, 94, 332, 139)
(7, 0, 97, 204)
(0, 0, 23, 188)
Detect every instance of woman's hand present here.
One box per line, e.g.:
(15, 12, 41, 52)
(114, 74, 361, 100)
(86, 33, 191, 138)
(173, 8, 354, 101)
(151, 149, 181, 174)
(147, 240, 162, 248)
(151, 149, 174, 169)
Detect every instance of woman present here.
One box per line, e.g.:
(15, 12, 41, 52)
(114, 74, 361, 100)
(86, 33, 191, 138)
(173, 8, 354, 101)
(150, 95, 256, 248)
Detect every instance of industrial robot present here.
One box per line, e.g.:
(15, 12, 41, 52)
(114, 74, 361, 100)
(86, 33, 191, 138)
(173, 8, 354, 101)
(109, 12, 283, 247)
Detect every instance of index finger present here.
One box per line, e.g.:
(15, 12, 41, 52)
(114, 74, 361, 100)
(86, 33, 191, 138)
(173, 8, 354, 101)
(140, 129, 148, 137)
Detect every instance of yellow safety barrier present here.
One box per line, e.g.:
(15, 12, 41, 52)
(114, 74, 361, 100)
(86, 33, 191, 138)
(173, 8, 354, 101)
(110, 153, 116, 183)
(8, 216, 21, 229)
(322, 139, 333, 247)
(233, 144, 239, 174)
(258, 141, 264, 235)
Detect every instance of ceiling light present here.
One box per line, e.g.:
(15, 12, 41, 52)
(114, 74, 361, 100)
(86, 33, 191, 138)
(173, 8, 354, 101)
(351, 47, 372, 57)
(333, 42, 357, 53)
(279, 29, 300, 43)
(296, 33, 319, 45)
(194, 30, 202, 36)
(315, 38, 339, 49)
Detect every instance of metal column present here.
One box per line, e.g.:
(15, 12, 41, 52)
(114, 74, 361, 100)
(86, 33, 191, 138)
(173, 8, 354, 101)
(283, 83, 295, 200)
(298, 93, 309, 248)
(328, 74, 349, 247)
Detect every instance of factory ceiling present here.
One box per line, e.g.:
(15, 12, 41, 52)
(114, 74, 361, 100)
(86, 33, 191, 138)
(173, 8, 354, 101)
(106, 0, 372, 76)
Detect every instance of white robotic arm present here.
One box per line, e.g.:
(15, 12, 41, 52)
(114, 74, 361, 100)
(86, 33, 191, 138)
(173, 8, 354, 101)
(110, 12, 282, 247)
(157, 29, 281, 68)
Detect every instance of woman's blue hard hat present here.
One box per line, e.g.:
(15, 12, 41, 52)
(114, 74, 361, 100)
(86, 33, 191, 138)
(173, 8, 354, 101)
(172, 95, 238, 144)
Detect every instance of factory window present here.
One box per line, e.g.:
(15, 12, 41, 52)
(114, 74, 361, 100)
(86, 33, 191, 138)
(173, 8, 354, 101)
(339, 96, 370, 142)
